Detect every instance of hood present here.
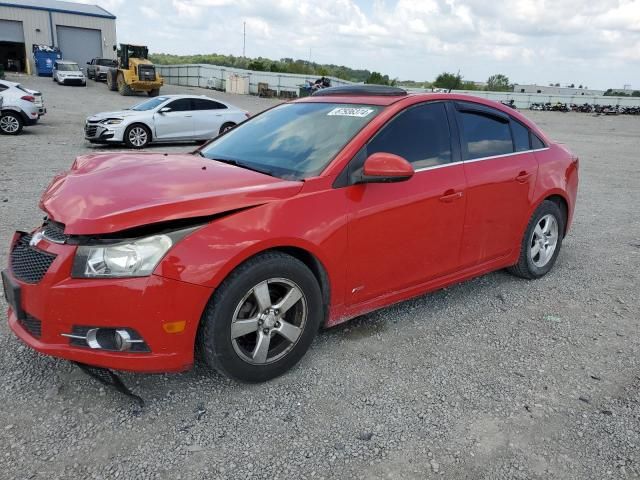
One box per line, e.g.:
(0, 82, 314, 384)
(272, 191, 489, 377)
(87, 110, 140, 121)
(40, 152, 303, 235)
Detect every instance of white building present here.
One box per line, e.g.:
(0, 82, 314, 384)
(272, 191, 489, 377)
(0, 0, 116, 75)
(513, 84, 604, 96)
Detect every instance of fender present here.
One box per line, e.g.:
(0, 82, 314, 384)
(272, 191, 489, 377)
(155, 190, 351, 308)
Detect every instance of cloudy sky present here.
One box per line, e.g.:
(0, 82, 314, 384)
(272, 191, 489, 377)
(86, 0, 639, 89)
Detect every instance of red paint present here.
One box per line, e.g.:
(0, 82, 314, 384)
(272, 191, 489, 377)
(5, 93, 578, 372)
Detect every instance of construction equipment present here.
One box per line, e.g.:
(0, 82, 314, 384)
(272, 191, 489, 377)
(106, 44, 163, 97)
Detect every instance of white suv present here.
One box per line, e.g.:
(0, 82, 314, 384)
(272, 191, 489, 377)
(0, 79, 45, 135)
(53, 60, 86, 86)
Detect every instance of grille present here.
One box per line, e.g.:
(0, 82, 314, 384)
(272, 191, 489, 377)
(138, 65, 156, 81)
(43, 220, 67, 243)
(19, 315, 42, 338)
(10, 234, 56, 284)
(85, 124, 98, 137)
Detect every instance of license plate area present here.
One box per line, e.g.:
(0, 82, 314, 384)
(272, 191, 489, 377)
(1, 269, 25, 321)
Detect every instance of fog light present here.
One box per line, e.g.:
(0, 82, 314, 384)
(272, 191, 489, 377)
(63, 327, 150, 352)
(114, 329, 133, 351)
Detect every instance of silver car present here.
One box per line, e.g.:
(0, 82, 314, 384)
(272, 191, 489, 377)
(53, 60, 87, 86)
(85, 94, 250, 148)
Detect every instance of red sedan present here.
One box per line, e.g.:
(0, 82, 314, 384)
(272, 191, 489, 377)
(2, 86, 579, 382)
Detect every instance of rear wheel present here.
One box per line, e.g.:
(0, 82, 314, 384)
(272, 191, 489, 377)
(508, 200, 565, 279)
(117, 72, 134, 96)
(0, 112, 23, 135)
(197, 252, 323, 382)
(124, 124, 151, 149)
(219, 122, 236, 134)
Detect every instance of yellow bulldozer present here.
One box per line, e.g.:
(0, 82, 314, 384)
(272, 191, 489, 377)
(106, 44, 163, 96)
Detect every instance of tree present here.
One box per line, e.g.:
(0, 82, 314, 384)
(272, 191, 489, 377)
(365, 71, 395, 85)
(632, 91, 640, 97)
(486, 74, 510, 92)
(568, 83, 575, 88)
(461, 81, 477, 90)
(433, 72, 462, 90)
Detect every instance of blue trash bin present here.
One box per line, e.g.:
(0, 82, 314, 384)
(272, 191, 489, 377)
(33, 45, 62, 77)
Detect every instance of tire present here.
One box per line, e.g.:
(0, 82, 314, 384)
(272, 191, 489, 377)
(147, 88, 160, 97)
(117, 72, 134, 96)
(123, 124, 151, 149)
(197, 252, 323, 382)
(508, 200, 565, 279)
(219, 122, 236, 134)
(0, 111, 23, 135)
(106, 70, 118, 91)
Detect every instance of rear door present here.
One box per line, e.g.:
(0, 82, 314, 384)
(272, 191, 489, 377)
(153, 98, 195, 140)
(454, 102, 539, 267)
(345, 101, 467, 305)
(191, 98, 228, 139)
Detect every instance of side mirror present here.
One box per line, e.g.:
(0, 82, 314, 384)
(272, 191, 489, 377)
(86, 62, 91, 65)
(358, 152, 414, 184)
(159, 107, 171, 114)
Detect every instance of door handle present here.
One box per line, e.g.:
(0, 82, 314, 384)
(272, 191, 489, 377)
(184, 115, 193, 118)
(439, 190, 463, 203)
(515, 171, 532, 183)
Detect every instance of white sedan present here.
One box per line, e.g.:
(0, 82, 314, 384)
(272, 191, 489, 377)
(84, 94, 250, 148)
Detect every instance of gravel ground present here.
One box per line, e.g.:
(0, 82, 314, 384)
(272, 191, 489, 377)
(0, 74, 639, 480)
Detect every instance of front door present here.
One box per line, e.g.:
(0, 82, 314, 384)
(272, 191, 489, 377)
(154, 98, 195, 140)
(345, 102, 467, 305)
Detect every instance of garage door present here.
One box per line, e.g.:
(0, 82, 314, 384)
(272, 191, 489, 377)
(0, 20, 24, 42)
(56, 25, 102, 68)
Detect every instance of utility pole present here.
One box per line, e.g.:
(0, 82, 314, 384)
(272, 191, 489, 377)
(243, 21, 246, 57)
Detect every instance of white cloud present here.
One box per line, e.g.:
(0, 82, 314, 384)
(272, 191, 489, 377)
(88, 0, 640, 89)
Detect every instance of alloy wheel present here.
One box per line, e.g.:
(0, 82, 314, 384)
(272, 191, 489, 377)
(231, 278, 307, 365)
(0, 115, 19, 133)
(128, 127, 148, 147)
(530, 214, 559, 267)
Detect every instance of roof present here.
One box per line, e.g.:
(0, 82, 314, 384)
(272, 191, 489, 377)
(0, 0, 116, 19)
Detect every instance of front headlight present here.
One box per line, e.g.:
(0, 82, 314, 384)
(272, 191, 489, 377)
(101, 118, 123, 125)
(72, 232, 182, 278)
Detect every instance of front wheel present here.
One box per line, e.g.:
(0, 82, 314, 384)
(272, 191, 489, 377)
(197, 252, 323, 382)
(124, 124, 151, 149)
(147, 88, 160, 97)
(508, 200, 565, 279)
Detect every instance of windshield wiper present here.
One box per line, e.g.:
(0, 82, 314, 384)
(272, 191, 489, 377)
(206, 156, 275, 177)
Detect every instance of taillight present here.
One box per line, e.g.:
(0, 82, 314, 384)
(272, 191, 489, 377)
(21, 95, 35, 103)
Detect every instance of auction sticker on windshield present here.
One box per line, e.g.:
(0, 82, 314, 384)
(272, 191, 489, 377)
(327, 107, 375, 117)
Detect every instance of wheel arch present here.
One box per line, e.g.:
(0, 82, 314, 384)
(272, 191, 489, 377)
(544, 194, 569, 237)
(125, 121, 153, 141)
(200, 243, 332, 326)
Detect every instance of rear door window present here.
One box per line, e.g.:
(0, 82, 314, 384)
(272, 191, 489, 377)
(511, 120, 531, 152)
(458, 108, 514, 160)
(366, 102, 452, 169)
(192, 98, 227, 110)
(531, 133, 546, 149)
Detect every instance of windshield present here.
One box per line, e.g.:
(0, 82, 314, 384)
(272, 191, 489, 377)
(57, 64, 80, 71)
(130, 97, 169, 111)
(97, 59, 116, 66)
(199, 103, 382, 179)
